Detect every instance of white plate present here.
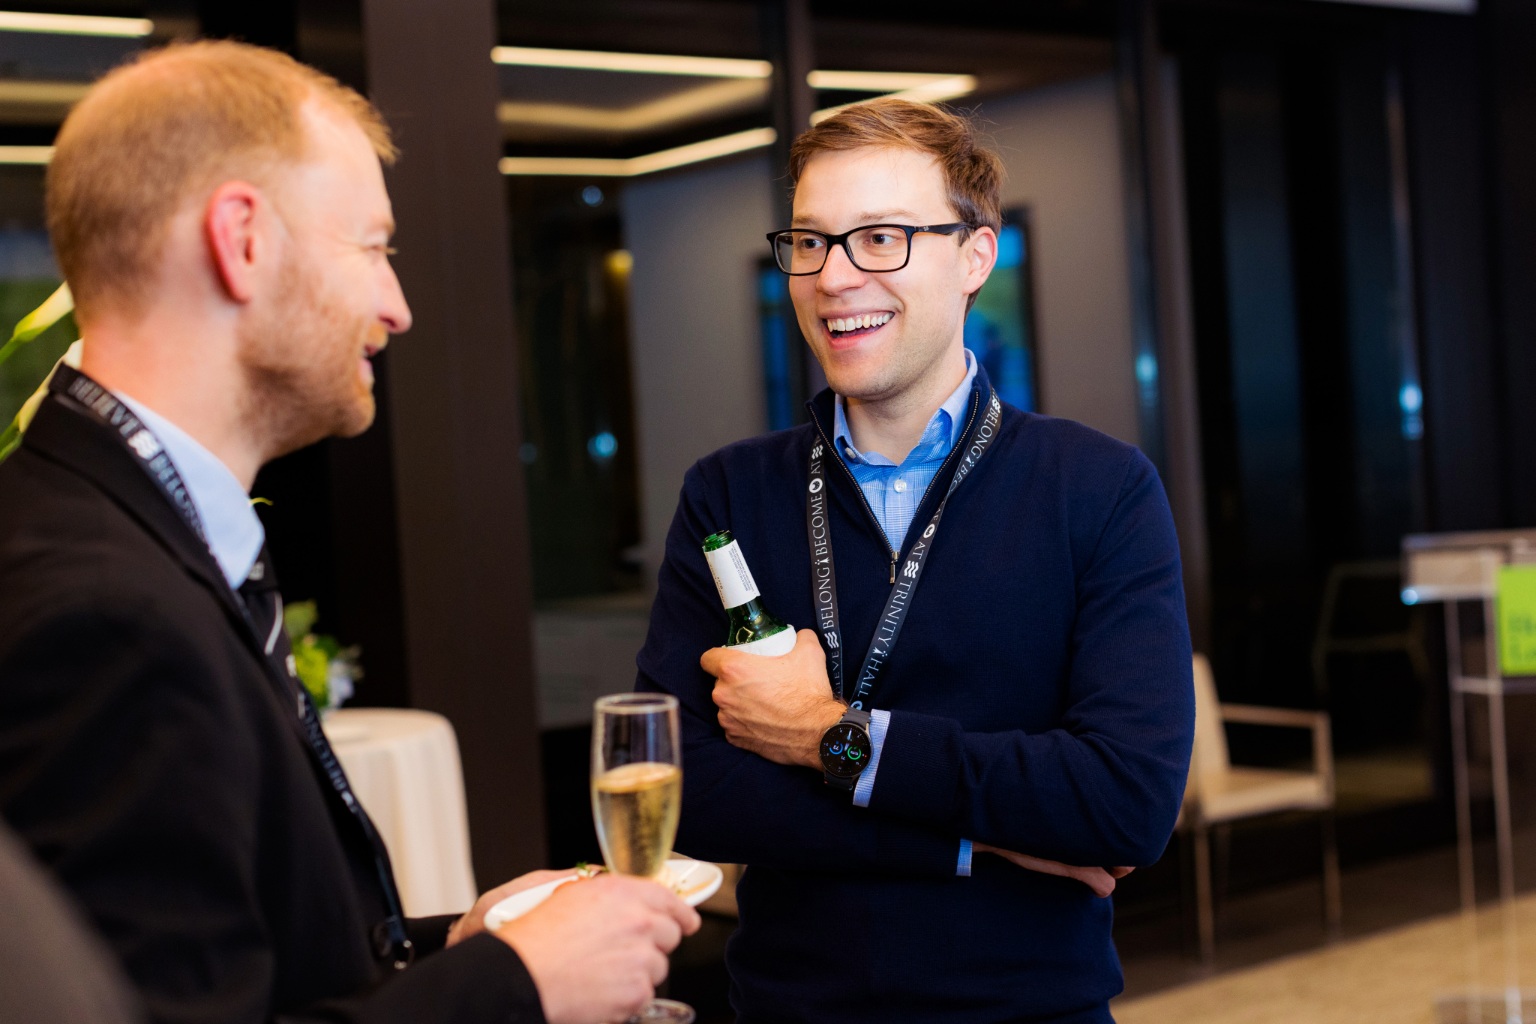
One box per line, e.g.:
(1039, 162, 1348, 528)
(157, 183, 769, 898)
(483, 860, 725, 931)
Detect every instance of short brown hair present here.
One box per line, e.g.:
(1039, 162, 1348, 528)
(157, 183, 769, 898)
(787, 98, 1003, 232)
(46, 40, 395, 323)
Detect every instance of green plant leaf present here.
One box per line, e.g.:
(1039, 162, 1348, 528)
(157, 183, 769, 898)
(0, 282, 73, 369)
(293, 636, 331, 708)
(1, 337, 83, 466)
(283, 599, 319, 642)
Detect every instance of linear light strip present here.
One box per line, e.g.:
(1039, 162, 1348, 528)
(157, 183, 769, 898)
(629, 126, 777, 175)
(500, 126, 777, 178)
(809, 77, 977, 125)
(0, 11, 152, 37)
(498, 72, 978, 178)
(489, 47, 977, 96)
(498, 155, 632, 177)
(0, 145, 53, 165)
(4, 129, 779, 177)
(498, 77, 767, 134)
(492, 46, 771, 79)
(808, 70, 968, 92)
(1304, 0, 1473, 10)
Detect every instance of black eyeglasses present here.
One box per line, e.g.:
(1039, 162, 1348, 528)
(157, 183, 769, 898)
(766, 222, 971, 275)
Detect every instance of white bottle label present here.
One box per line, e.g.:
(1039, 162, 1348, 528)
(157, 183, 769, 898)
(733, 626, 796, 657)
(704, 540, 760, 609)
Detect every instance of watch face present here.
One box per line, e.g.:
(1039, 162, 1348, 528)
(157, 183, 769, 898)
(820, 723, 872, 778)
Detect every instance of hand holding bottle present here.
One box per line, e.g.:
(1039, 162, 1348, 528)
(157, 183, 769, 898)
(702, 628, 845, 768)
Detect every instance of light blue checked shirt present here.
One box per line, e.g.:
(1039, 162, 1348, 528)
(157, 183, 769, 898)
(832, 350, 978, 876)
(117, 392, 264, 590)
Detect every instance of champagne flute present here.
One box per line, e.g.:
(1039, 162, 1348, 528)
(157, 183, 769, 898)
(591, 693, 693, 1024)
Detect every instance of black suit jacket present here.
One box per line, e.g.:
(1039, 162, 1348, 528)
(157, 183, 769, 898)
(0, 393, 543, 1024)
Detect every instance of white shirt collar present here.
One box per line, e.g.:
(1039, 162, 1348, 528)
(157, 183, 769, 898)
(114, 393, 265, 590)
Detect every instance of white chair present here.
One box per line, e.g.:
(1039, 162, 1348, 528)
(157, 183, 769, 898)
(1185, 653, 1340, 964)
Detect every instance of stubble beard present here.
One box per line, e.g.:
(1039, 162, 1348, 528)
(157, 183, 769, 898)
(236, 251, 376, 463)
(810, 314, 960, 413)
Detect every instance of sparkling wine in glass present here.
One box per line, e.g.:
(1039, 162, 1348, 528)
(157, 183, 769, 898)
(591, 693, 693, 1024)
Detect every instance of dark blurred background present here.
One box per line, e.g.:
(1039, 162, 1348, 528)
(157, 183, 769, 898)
(2, 0, 1533, 1009)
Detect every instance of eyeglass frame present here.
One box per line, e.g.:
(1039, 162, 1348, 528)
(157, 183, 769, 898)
(765, 222, 972, 275)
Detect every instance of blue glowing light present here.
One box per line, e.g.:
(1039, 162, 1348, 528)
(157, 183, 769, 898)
(587, 431, 618, 460)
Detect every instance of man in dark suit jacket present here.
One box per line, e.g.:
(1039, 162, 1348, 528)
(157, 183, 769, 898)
(0, 40, 696, 1024)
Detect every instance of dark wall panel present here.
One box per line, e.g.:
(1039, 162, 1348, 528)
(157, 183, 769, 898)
(362, 0, 547, 883)
(1485, 0, 1536, 527)
(1402, 15, 1502, 532)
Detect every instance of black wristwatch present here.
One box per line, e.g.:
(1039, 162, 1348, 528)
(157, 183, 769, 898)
(820, 707, 873, 791)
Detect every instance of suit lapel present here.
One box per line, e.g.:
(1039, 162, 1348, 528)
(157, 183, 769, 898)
(22, 392, 405, 934)
(23, 397, 303, 715)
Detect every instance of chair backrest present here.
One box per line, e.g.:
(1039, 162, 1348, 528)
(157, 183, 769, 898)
(1190, 654, 1230, 795)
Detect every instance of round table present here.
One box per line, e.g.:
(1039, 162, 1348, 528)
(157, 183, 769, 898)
(322, 708, 479, 918)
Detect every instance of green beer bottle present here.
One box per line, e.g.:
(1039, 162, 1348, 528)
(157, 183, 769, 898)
(702, 530, 796, 656)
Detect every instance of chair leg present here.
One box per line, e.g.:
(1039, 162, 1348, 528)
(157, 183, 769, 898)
(1321, 810, 1342, 941)
(1176, 826, 1195, 958)
(1214, 822, 1232, 905)
(1194, 821, 1215, 967)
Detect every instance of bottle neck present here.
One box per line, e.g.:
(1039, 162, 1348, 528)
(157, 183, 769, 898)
(727, 597, 773, 624)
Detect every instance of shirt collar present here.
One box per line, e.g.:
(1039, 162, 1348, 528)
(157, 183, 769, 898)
(834, 348, 978, 467)
(114, 393, 265, 590)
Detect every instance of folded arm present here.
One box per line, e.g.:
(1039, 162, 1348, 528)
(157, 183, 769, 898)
(683, 450, 1194, 870)
(863, 451, 1195, 866)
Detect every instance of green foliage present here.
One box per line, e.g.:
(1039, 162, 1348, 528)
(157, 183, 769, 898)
(281, 599, 360, 711)
(293, 635, 332, 709)
(0, 282, 76, 426)
(283, 599, 320, 642)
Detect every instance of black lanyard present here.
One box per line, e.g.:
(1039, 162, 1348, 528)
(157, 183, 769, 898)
(50, 365, 415, 967)
(807, 387, 1002, 708)
(53, 365, 208, 543)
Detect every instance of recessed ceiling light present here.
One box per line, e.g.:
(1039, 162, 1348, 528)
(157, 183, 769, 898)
(492, 46, 771, 79)
(0, 11, 152, 37)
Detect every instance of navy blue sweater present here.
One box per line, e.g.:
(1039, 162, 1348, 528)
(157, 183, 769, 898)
(638, 366, 1194, 1023)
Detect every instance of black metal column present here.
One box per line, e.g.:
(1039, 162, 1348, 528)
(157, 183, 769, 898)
(357, 0, 546, 885)
(1117, 0, 1212, 653)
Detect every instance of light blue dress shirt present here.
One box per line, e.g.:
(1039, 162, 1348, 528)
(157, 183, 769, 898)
(116, 393, 265, 590)
(832, 351, 978, 876)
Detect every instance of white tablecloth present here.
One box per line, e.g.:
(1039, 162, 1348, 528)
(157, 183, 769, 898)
(323, 708, 478, 917)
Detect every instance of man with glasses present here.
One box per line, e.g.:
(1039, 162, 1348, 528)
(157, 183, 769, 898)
(639, 97, 1193, 1022)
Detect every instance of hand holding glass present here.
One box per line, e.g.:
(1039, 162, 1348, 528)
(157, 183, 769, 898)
(591, 693, 693, 1024)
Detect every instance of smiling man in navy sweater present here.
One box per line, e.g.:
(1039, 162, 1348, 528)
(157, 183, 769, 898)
(638, 98, 1194, 1023)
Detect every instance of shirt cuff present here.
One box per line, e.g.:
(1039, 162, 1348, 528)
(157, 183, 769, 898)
(851, 708, 891, 808)
(957, 838, 973, 877)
